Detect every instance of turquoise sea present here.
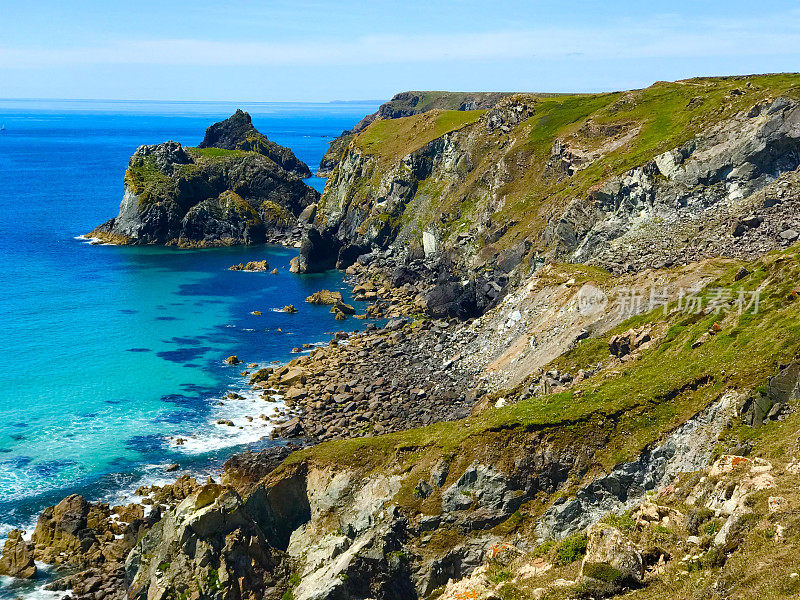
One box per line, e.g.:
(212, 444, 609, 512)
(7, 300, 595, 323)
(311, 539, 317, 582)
(0, 99, 381, 574)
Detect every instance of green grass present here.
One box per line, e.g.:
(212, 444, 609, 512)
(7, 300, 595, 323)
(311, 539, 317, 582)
(125, 156, 178, 207)
(556, 532, 588, 565)
(189, 146, 249, 160)
(355, 109, 485, 162)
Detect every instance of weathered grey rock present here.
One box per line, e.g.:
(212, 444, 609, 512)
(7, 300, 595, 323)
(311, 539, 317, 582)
(126, 484, 290, 600)
(580, 523, 643, 593)
(441, 463, 524, 527)
(537, 391, 739, 540)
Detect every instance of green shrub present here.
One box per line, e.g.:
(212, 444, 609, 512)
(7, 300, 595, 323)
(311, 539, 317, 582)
(556, 532, 588, 565)
(601, 512, 636, 533)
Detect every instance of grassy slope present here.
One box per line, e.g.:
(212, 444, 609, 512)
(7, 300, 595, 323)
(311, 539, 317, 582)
(337, 74, 800, 256)
(281, 244, 800, 494)
(354, 109, 486, 165)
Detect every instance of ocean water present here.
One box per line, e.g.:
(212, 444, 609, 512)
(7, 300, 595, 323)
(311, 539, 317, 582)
(0, 99, 381, 568)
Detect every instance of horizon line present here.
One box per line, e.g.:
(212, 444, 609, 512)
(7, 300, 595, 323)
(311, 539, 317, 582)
(0, 96, 389, 105)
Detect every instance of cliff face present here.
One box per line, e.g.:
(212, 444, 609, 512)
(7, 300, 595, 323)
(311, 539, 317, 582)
(120, 243, 800, 600)
(301, 76, 800, 294)
(89, 112, 318, 247)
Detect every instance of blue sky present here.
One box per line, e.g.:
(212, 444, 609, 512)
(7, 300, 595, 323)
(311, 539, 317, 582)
(2, 0, 800, 101)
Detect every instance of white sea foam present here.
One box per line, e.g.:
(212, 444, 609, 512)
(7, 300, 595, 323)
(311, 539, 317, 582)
(169, 384, 287, 455)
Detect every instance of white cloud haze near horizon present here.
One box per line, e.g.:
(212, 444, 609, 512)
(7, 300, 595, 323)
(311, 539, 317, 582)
(2, 1, 800, 101)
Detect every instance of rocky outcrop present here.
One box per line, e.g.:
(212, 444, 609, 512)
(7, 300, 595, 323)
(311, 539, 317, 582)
(199, 109, 311, 177)
(0, 529, 36, 579)
(580, 524, 643, 595)
(126, 484, 291, 600)
(317, 91, 511, 176)
(316, 134, 353, 177)
(551, 96, 800, 272)
(229, 260, 270, 271)
(89, 113, 318, 247)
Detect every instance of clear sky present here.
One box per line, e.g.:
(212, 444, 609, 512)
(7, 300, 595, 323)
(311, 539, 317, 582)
(2, 0, 800, 102)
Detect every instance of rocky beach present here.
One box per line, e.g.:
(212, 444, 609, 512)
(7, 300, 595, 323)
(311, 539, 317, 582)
(6, 75, 800, 600)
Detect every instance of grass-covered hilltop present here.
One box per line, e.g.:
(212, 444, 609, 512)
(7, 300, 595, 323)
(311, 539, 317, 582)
(88, 110, 319, 247)
(10, 74, 800, 600)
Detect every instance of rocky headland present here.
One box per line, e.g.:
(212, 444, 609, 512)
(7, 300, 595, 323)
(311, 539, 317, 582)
(88, 110, 319, 248)
(12, 74, 800, 600)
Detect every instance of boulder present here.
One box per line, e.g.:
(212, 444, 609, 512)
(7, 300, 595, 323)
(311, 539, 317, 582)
(424, 281, 480, 320)
(609, 327, 651, 357)
(271, 417, 304, 439)
(330, 301, 356, 315)
(0, 529, 36, 579)
(580, 523, 643, 594)
(280, 368, 306, 387)
(306, 290, 343, 305)
(298, 203, 317, 224)
(290, 227, 341, 273)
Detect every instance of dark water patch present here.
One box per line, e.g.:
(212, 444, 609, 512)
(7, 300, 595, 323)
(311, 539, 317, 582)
(119, 309, 138, 314)
(125, 434, 166, 454)
(9, 434, 25, 442)
(156, 347, 212, 363)
(34, 459, 78, 478)
(155, 316, 178, 321)
(125, 347, 151, 353)
(11, 422, 28, 428)
(179, 383, 218, 395)
(159, 393, 203, 405)
(6, 456, 33, 468)
(164, 335, 207, 346)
